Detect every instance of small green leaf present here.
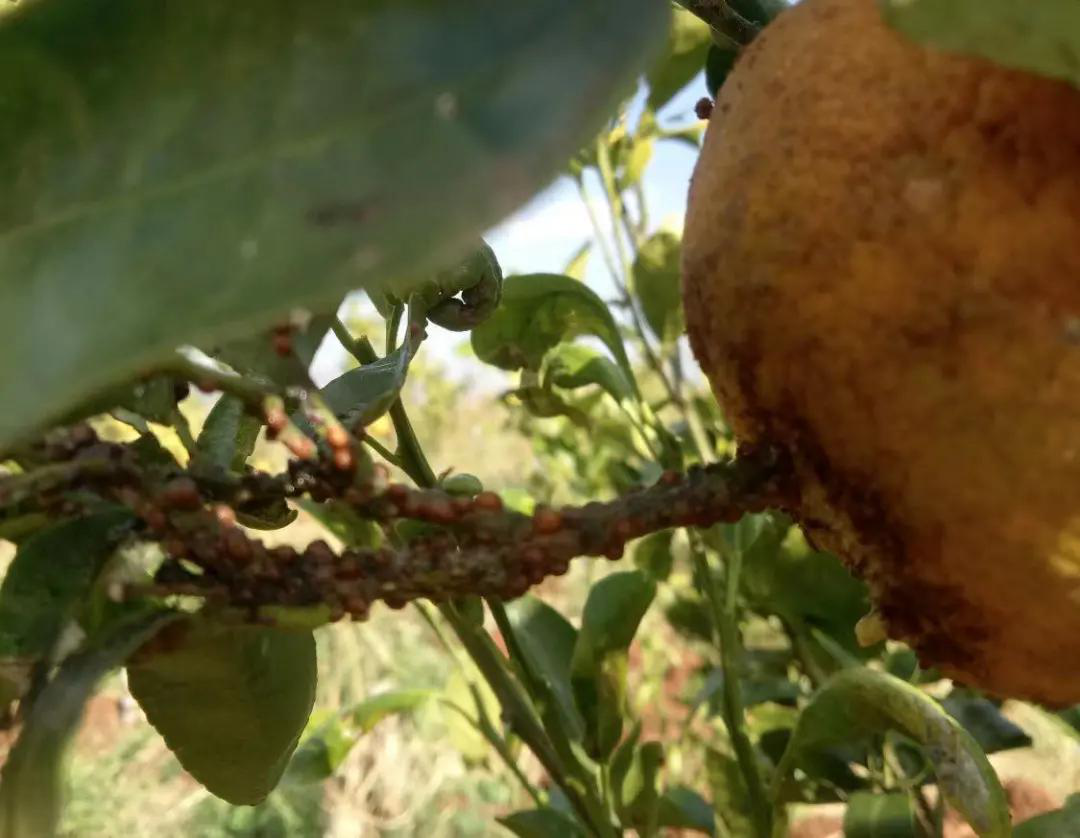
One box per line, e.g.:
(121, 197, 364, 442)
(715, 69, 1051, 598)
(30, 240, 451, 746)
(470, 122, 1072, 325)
(351, 689, 432, 733)
(572, 571, 656, 667)
(191, 395, 260, 474)
(632, 232, 685, 344)
(127, 617, 317, 805)
(543, 343, 634, 404)
(319, 344, 411, 429)
(498, 807, 587, 838)
(571, 571, 655, 758)
(633, 530, 675, 582)
(472, 274, 634, 388)
(843, 791, 917, 838)
(505, 596, 584, 740)
(283, 711, 354, 786)
(285, 690, 432, 785)
(0, 0, 667, 450)
(657, 786, 716, 836)
(881, 0, 1080, 88)
(773, 668, 1010, 838)
(0, 609, 176, 838)
(647, 9, 713, 111)
(423, 241, 504, 332)
(511, 382, 590, 426)
(563, 242, 591, 281)
(0, 508, 133, 662)
(1015, 794, 1080, 837)
(740, 520, 876, 662)
(618, 741, 664, 833)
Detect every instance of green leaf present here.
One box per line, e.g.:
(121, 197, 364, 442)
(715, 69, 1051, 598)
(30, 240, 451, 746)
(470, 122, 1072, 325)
(319, 344, 411, 429)
(705, 748, 752, 838)
(498, 807, 587, 838)
(740, 520, 876, 661)
(511, 382, 590, 426)
(617, 741, 664, 833)
(0, 508, 133, 662)
(285, 690, 431, 785)
(647, 8, 713, 111)
(283, 710, 355, 786)
(571, 571, 655, 758)
(843, 791, 918, 838)
(471, 274, 634, 387)
(1016, 794, 1080, 837)
(774, 668, 1010, 838)
(127, 618, 317, 805)
(880, 0, 1080, 88)
(657, 786, 716, 836)
(350, 688, 431, 733)
(0, 0, 667, 450)
(563, 242, 591, 281)
(543, 343, 634, 404)
(632, 232, 685, 344)
(505, 596, 584, 740)
(191, 395, 260, 474)
(0, 609, 176, 838)
(633, 530, 675, 582)
(572, 571, 657, 666)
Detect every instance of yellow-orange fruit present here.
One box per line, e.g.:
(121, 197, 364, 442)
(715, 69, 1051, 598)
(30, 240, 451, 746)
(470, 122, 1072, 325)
(682, 0, 1080, 704)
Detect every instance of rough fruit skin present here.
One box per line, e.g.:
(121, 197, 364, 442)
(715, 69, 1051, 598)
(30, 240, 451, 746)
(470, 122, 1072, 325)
(682, 0, 1080, 704)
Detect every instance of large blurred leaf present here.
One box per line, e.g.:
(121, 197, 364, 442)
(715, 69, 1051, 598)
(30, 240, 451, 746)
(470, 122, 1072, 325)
(647, 8, 712, 111)
(0, 508, 133, 663)
(0, 609, 176, 838)
(127, 618, 317, 805)
(632, 231, 684, 344)
(505, 595, 584, 740)
(881, 0, 1080, 87)
(0, 0, 667, 449)
(471, 274, 634, 387)
(774, 668, 1010, 838)
(571, 571, 655, 758)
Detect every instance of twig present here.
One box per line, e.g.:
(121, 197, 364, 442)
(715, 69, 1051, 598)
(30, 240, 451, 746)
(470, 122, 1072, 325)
(689, 532, 772, 838)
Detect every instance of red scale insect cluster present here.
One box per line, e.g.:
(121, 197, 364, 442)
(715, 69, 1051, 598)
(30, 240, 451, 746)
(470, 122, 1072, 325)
(0, 423, 788, 624)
